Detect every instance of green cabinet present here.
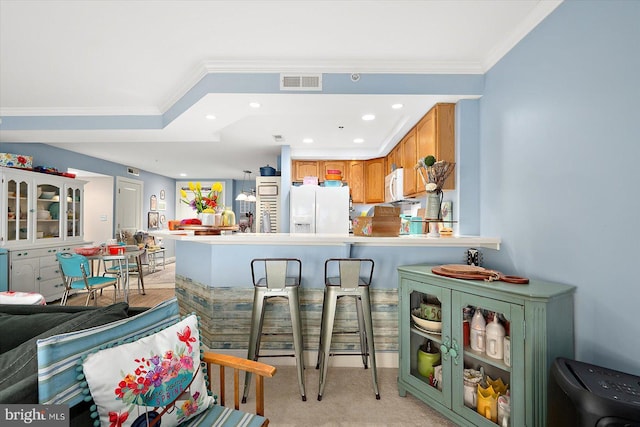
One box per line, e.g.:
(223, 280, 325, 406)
(398, 265, 575, 427)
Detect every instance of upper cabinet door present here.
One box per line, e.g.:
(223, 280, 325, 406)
(416, 103, 456, 191)
(4, 175, 32, 244)
(319, 161, 349, 183)
(348, 161, 365, 204)
(36, 180, 62, 241)
(292, 161, 319, 181)
(364, 157, 385, 204)
(66, 184, 84, 239)
(402, 128, 418, 196)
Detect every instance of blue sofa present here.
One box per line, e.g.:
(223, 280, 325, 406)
(0, 298, 276, 426)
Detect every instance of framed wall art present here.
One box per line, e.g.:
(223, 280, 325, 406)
(150, 194, 157, 211)
(148, 211, 159, 229)
(160, 189, 165, 200)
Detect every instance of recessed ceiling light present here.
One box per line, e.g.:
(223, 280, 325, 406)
(249, 102, 261, 108)
(392, 103, 404, 109)
(179, 173, 187, 177)
(353, 138, 364, 144)
(362, 114, 375, 121)
(303, 138, 314, 144)
(205, 114, 216, 120)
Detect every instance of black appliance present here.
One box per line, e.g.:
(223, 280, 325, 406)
(548, 357, 640, 426)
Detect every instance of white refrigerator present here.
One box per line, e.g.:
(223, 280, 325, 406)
(290, 185, 350, 234)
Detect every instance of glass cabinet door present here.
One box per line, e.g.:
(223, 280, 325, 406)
(452, 292, 523, 427)
(402, 278, 452, 408)
(66, 186, 82, 238)
(7, 178, 31, 243)
(36, 182, 62, 241)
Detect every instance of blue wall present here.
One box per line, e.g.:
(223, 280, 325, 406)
(0, 142, 177, 221)
(480, 1, 640, 375)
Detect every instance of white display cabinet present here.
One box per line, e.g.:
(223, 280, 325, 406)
(2, 166, 86, 301)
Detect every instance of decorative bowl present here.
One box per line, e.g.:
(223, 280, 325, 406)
(419, 303, 442, 321)
(411, 309, 442, 333)
(40, 191, 56, 199)
(74, 246, 101, 256)
(325, 173, 342, 181)
(37, 210, 50, 219)
(323, 180, 343, 187)
(108, 245, 125, 255)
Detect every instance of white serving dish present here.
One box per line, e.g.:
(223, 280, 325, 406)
(411, 308, 442, 333)
(37, 210, 50, 219)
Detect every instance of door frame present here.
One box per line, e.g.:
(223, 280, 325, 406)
(115, 176, 144, 234)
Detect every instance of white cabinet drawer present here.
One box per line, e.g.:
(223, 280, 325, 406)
(40, 264, 61, 281)
(40, 254, 58, 268)
(39, 278, 66, 300)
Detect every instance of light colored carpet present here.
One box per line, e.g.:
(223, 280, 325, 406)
(222, 365, 457, 427)
(142, 263, 457, 425)
(142, 261, 176, 289)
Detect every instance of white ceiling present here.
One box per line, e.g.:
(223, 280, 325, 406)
(0, 0, 561, 179)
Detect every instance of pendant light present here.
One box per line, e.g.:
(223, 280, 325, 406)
(235, 170, 252, 201)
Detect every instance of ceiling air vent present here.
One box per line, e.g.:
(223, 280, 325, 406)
(280, 74, 322, 91)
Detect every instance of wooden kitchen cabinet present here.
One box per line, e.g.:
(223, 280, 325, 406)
(398, 265, 575, 427)
(364, 157, 385, 204)
(416, 103, 456, 191)
(319, 160, 349, 182)
(348, 161, 365, 204)
(401, 128, 418, 196)
(387, 143, 403, 175)
(292, 160, 319, 181)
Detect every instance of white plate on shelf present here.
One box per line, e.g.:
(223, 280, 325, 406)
(413, 323, 442, 335)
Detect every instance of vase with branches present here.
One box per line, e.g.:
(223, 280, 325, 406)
(415, 155, 455, 220)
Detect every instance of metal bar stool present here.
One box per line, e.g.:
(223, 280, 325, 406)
(316, 258, 379, 401)
(243, 258, 307, 402)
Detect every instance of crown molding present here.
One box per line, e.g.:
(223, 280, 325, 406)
(0, 106, 161, 117)
(483, 0, 563, 72)
(199, 59, 486, 75)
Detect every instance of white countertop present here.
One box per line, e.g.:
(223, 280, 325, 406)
(151, 231, 501, 250)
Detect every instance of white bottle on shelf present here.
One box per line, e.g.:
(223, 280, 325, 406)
(486, 314, 505, 359)
(470, 309, 486, 352)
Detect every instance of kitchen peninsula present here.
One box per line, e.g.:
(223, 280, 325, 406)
(155, 231, 500, 364)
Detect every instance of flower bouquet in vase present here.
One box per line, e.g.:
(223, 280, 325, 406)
(180, 181, 223, 225)
(415, 155, 455, 237)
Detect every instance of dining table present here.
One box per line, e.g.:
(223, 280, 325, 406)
(86, 246, 146, 303)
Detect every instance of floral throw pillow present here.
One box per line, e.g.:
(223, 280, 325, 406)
(82, 314, 214, 427)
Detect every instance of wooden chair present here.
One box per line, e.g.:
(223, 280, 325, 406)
(203, 352, 277, 425)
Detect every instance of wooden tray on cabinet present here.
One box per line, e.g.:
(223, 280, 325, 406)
(176, 225, 239, 235)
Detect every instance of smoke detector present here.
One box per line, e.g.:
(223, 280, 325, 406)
(273, 135, 284, 142)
